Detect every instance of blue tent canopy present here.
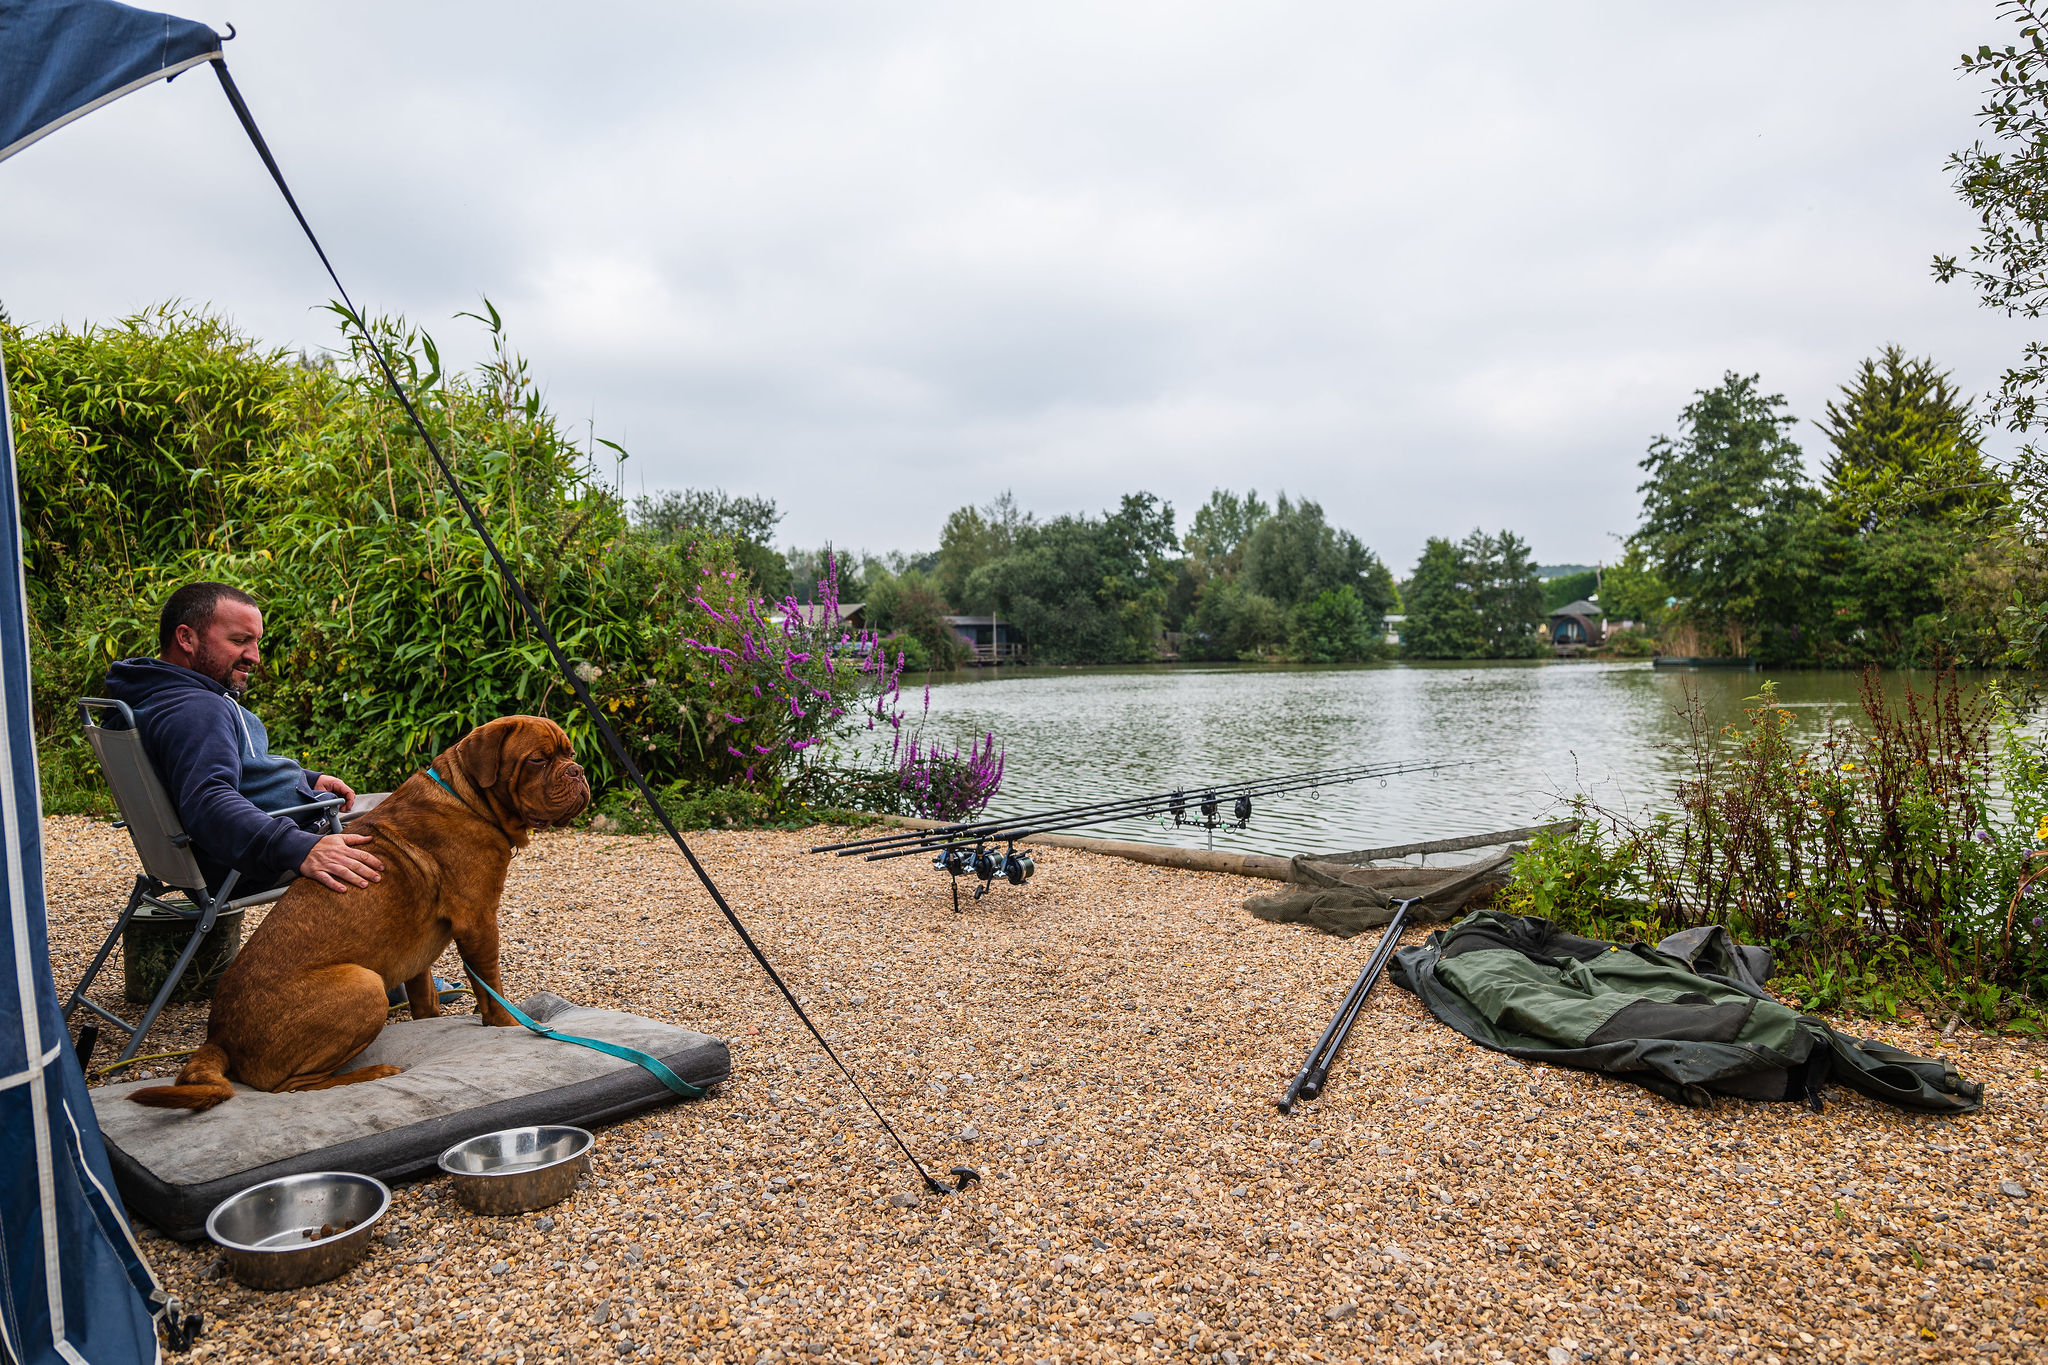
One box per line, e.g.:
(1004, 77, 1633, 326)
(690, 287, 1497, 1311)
(0, 0, 221, 162)
(2, 5, 221, 1360)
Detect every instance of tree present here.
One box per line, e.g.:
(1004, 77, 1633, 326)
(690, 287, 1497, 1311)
(1289, 585, 1375, 663)
(1825, 520, 1960, 666)
(934, 491, 1030, 610)
(1541, 568, 1599, 613)
(1634, 372, 1816, 658)
(1820, 346, 2000, 529)
(1597, 544, 1669, 631)
(633, 487, 787, 597)
(783, 544, 869, 603)
(1399, 538, 1484, 659)
(1936, 2, 2048, 447)
(1185, 488, 1271, 574)
(964, 494, 1179, 663)
(1462, 528, 1546, 658)
(1189, 578, 1287, 660)
(864, 570, 968, 670)
(1241, 494, 1397, 624)
(1933, 4, 2048, 665)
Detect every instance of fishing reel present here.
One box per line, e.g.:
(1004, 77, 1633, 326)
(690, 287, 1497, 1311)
(935, 841, 1034, 910)
(1003, 849, 1036, 885)
(1169, 787, 1250, 832)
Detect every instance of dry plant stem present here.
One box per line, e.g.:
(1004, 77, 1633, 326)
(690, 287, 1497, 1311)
(41, 817, 2048, 1365)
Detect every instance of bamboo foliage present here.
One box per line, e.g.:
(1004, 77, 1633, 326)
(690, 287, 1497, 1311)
(9, 305, 741, 809)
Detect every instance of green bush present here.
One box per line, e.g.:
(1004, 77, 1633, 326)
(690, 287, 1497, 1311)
(9, 305, 884, 813)
(875, 630, 938, 676)
(1600, 627, 1659, 658)
(1499, 676, 2048, 1029)
(1287, 585, 1379, 663)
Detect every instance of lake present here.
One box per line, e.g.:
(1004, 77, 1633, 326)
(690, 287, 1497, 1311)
(871, 661, 2010, 858)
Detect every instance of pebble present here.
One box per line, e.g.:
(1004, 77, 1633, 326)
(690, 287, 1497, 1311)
(42, 817, 2048, 1364)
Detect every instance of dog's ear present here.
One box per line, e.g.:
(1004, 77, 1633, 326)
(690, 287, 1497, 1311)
(460, 719, 514, 789)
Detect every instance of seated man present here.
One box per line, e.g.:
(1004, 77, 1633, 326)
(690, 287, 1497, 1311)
(103, 582, 383, 897)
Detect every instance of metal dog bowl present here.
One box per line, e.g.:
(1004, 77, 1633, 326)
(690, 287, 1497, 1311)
(438, 1125, 593, 1215)
(205, 1172, 390, 1291)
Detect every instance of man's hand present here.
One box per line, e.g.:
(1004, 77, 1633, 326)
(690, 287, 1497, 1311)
(299, 832, 383, 892)
(313, 773, 357, 812)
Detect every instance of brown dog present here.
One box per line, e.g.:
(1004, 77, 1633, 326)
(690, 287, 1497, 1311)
(130, 716, 591, 1111)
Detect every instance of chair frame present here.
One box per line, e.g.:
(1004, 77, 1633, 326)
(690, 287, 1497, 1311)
(64, 697, 344, 1065)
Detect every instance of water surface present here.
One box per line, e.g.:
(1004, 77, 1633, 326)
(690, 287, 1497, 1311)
(872, 662, 1987, 858)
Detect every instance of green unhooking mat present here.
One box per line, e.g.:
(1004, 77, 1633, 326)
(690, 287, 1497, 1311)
(1387, 910, 1984, 1113)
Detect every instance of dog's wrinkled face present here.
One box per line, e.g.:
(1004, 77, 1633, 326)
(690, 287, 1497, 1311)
(465, 716, 591, 828)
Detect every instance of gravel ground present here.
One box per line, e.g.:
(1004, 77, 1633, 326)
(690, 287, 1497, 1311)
(41, 814, 2048, 1365)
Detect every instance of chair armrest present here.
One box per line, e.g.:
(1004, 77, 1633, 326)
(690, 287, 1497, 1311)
(268, 794, 347, 834)
(266, 795, 344, 819)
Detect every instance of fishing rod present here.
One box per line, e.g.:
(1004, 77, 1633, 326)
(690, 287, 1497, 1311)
(823, 757, 1466, 863)
(865, 758, 1465, 861)
(1277, 897, 1418, 1115)
(846, 760, 1464, 910)
(809, 757, 1452, 858)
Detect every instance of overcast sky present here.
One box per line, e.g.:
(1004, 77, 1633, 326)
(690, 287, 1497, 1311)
(1, 1, 2031, 571)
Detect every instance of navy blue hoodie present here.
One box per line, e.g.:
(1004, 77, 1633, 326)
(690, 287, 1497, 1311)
(102, 658, 327, 891)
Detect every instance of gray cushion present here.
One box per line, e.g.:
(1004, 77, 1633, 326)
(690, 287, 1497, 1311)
(92, 993, 729, 1239)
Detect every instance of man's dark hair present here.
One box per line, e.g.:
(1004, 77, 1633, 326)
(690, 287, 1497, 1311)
(159, 582, 259, 651)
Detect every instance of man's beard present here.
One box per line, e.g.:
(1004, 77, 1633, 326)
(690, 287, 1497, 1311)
(191, 643, 249, 694)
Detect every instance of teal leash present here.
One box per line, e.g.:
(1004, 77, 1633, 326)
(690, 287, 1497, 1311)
(466, 972, 705, 1099)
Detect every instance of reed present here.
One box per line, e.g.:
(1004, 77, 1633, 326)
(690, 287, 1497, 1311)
(1503, 672, 2048, 1028)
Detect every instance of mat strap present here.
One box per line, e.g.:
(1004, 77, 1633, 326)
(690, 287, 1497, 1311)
(468, 974, 705, 1099)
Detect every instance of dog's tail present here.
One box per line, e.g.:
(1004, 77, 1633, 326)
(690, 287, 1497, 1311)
(127, 1044, 235, 1111)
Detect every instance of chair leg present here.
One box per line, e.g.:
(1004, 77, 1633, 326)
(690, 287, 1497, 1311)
(63, 876, 147, 1028)
(114, 913, 215, 1065)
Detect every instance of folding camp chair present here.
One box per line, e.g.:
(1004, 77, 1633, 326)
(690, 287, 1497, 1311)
(63, 697, 344, 1066)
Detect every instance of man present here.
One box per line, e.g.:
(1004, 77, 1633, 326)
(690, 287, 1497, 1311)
(103, 582, 383, 896)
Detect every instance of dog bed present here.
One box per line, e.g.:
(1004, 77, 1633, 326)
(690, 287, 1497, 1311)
(91, 993, 730, 1239)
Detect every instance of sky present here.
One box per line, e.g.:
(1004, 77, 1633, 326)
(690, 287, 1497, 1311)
(0, 1, 2033, 572)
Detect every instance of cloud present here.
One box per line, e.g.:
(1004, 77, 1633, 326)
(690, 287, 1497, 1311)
(0, 0, 2029, 571)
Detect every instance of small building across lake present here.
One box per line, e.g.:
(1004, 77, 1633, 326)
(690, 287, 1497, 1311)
(774, 602, 866, 632)
(1547, 599, 1604, 649)
(943, 615, 1026, 665)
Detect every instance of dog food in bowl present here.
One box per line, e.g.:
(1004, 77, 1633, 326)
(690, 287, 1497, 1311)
(205, 1172, 390, 1290)
(438, 1125, 593, 1215)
